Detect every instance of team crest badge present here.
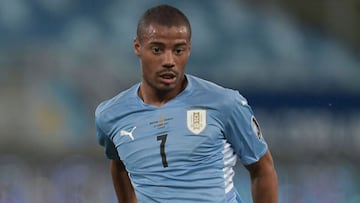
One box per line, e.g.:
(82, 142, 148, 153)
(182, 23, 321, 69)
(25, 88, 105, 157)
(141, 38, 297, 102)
(187, 109, 207, 134)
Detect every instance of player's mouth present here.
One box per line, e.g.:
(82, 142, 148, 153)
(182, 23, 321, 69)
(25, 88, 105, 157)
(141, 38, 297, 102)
(158, 72, 177, 84)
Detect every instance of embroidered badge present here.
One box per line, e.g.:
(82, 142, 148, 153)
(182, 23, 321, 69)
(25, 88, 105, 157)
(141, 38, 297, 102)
(187, 109, 206, 134)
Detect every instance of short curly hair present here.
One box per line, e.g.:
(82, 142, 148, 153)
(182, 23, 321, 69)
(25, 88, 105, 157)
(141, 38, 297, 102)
(136, 4, 191, 40)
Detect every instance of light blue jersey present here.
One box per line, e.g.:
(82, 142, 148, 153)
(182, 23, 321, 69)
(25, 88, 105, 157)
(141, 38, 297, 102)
(95, 74, 268, 203)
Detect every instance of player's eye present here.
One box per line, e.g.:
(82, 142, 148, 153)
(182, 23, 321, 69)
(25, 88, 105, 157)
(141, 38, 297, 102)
(174, 48, 185, 55)
(152, 47, 161, 54)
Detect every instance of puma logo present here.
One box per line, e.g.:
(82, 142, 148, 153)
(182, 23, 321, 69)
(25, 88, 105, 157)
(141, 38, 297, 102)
(120, 126, 136, 140)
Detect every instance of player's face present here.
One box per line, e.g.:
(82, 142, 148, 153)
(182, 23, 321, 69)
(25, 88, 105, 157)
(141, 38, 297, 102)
(134, 23, 191, 94)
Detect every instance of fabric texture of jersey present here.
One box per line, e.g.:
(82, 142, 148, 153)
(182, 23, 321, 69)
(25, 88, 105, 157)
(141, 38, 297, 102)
(95, 74, 268, 203)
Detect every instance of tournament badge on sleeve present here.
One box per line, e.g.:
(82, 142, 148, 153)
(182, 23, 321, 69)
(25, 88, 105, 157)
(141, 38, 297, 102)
(251, 116, 263, 139)
(187, 109, 207, 134)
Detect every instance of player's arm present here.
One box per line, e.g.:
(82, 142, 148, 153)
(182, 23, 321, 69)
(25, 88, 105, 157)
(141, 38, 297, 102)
(110, 159, 138, 203)
(245, 150, 278, 203)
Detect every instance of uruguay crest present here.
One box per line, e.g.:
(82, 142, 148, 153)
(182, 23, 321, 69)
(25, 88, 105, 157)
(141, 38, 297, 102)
(187, 109, 207, 134)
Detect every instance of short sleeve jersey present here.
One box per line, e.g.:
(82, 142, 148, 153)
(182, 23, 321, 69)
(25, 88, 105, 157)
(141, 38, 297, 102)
(95, 74, 268, 203)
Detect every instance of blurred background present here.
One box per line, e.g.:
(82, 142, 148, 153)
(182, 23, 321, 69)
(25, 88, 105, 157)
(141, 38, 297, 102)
(0, 0, 359, 202)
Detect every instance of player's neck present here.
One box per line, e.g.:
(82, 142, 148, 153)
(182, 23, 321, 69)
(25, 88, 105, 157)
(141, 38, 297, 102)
(138, 78, 187, 107)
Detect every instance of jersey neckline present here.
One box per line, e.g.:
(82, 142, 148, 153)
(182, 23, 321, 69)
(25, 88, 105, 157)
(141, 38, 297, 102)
(134, 74, 193, 108)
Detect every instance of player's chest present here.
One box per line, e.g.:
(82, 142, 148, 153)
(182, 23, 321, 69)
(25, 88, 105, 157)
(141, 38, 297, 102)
(111, 107, 224, 168)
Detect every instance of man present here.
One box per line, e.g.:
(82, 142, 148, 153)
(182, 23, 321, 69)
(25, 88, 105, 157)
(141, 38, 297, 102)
(96, 4, 278, 203)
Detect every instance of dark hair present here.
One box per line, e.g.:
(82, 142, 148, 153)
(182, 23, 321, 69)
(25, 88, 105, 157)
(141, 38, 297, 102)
(137, 4, 191, 40)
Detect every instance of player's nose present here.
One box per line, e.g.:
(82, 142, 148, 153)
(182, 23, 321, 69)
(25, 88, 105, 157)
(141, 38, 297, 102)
(162, 50, 175, 68)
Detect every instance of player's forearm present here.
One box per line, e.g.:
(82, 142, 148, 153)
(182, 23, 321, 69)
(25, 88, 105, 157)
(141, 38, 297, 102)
(246, 150, 278, 203)
(111, 160, 138, 203)
(112, 174, 138, 203)
(250, 168, 278, 203)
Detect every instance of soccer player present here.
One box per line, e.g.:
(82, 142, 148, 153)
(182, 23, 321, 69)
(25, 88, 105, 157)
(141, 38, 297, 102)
(95, 4, 278, 203)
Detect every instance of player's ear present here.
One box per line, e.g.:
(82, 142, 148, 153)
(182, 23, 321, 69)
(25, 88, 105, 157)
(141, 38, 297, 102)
(133, 37, 141, 56)
(187, 40, 191, 57)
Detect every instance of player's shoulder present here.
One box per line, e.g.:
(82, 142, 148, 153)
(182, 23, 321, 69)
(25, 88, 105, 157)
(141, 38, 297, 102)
(95, 83, 139, 118)
(188, 74, 248, 105)
(188, 74, 228, 93)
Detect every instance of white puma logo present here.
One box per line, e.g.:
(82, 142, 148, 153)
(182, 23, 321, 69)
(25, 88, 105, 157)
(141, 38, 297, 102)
(120, 126, 136, 140)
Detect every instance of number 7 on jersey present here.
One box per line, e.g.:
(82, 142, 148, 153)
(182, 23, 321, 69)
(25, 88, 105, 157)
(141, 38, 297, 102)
(157, 134, 168, 167)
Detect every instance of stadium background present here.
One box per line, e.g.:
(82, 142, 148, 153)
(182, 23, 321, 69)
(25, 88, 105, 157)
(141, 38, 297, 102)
(0, 0, 359, 202)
